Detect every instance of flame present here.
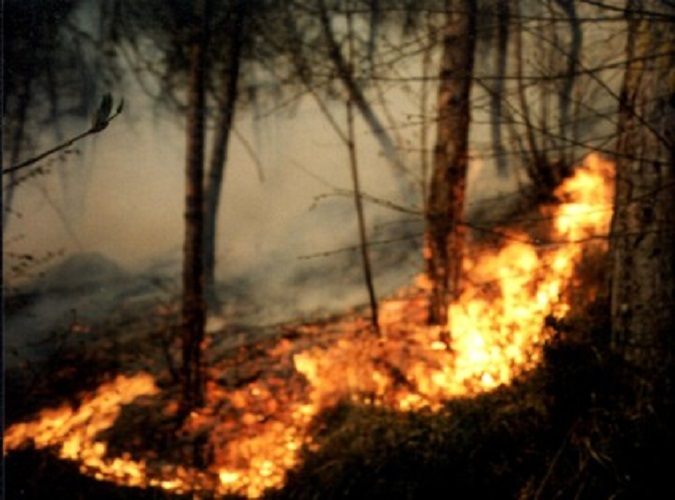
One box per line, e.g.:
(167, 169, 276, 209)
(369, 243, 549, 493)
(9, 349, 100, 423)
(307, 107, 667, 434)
(3, 374, 159, 486)
(294, 153, 614, 404)
(4, 154, 614, 497)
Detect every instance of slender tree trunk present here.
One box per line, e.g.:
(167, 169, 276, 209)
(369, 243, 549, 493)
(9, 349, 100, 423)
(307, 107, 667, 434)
(182, 0, 210, 411)
(491, 0, 509, 177)
(346, 5, 380, 335)
(317, 0, 410, 194)
(419, 11, 435, 207)
(347, 90, 380, 334)
(285, 3, 381, 331)
(610, 0, 675, 400)
(426, 0, 476, 327)
(513, 0, 552, 191)
(363, 0, 380, 84)
(554, 0, 581, 165)
(204, 0, 246, 313)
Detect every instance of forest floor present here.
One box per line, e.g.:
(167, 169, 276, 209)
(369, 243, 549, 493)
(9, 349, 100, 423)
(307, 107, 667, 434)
(4, 271, 675, 499)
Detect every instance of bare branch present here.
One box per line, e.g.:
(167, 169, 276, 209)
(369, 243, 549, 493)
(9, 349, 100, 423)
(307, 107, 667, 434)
(3, 98, 124, 176)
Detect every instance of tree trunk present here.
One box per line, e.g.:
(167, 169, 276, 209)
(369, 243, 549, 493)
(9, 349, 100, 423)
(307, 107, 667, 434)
(204, 0, 246, 313)
(554, 0, 581, 166)
(317, 0, 410, 194)
(345, 5, 380, 335)
(182, 0, 210, 411)
(610, 0, 675, 398)
(491, 0, 509, 177)
(426, 0, 476, 327)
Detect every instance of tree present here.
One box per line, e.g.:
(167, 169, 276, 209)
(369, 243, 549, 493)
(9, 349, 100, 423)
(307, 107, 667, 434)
(315, 0, 409, 190)
(203, 0, 249, 312)
(554, 0, 582, 166)
(609, 0, 675, 400)
(182, 0, 210, 411)
(487, 0, 510, 177)
(426, 0, 477, 328)
(270, 0, 437, 200)
(342, 0, 381, 334)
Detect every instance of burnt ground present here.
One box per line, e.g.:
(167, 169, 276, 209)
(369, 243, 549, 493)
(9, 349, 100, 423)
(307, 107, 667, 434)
(7, 304, 675, 500)
(4, 248, 675, 499)
(3, 285, 284, 500)
(2, 247, 382, 498)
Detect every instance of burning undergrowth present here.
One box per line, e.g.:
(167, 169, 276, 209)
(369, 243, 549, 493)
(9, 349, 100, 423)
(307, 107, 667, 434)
(4, 154, 617, 498)
(272, 379, 549, 500)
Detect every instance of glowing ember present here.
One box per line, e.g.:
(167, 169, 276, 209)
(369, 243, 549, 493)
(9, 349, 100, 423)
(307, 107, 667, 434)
(4, 154, 614, 498)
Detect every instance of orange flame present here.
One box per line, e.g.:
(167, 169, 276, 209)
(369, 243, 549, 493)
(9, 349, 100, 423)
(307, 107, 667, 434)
(4, 154, 614, 498)
(294, 153, 614, 405)
(3, 374, 158, 486)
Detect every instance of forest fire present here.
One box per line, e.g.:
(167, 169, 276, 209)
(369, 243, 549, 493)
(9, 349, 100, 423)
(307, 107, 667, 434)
(4, 154, 614, 498)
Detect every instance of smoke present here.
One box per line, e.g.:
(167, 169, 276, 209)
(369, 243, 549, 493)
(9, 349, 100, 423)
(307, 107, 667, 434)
(4, 3, 626, 366)
(3, 76, 431, 365)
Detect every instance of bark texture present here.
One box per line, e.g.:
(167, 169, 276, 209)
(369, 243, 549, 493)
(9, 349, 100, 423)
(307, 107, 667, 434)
(610, 0, 675, 391)
(426, 0, 476, 327)
(182, 0, 210, 410)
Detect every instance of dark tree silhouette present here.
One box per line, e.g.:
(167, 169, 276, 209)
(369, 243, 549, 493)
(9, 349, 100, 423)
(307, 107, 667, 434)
(203, 0, 249, 312)
(426, 0, 477, 328)
(182, 0, 210, 411)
